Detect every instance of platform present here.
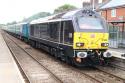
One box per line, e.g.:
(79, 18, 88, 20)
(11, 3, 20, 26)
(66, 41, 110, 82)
(0, 30, 25, 83)
(109, 48, 125, 59)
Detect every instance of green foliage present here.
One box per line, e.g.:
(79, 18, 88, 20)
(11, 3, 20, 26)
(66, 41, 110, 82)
(23, 12, 51, 22)
(7, 21, 17, 25)
(54, 4, 77, 14)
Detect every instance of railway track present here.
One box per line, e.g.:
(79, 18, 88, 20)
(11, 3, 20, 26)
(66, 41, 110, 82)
(114, 58, 125, 63)
(94, 57, 125, 80)
(110, 57, 125, 70)
(3, 32, 63, 83)
(95, 66, 125, 81)
(109, 62, 125, 71)
(3, 31, 125, 83)
(94, 58, 125, 80)
(3, 32, 100, 83)
(94, 56, 125, 80)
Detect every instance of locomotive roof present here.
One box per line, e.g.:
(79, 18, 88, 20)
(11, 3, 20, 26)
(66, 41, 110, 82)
(30, 9, 97, 24)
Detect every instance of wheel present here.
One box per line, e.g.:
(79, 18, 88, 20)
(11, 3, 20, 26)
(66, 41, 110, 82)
(59, 51, 66, 62)
(53, 48, 59, 59)
(49, 48, 54, 56)
(30, 41, 36, 48)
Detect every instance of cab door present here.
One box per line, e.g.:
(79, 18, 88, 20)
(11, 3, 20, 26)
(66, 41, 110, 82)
(60, 20, 74, 45)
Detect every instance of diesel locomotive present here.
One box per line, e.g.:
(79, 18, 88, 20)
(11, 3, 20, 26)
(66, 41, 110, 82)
(4, 9, 112, 67)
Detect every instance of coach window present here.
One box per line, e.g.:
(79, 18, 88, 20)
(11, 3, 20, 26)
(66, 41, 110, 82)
(33, 24, 36, 37)
(64, 20, 74, 45)
(39, 24, 42, 38)
(37, 24, 40, 38)
(49, 22, 59, 42)
(35, 25, 39, 37)
(39, 24, 44, 38)
(30, 25, 34, 36)
(39, 23, 48, 39)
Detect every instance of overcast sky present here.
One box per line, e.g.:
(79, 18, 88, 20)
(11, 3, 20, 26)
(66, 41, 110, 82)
(0, 0, 88, 24)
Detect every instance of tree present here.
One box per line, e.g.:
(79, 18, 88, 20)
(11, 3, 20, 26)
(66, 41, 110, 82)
(7, 21, 17, 25)
(54, 4, 77, 14)
(23, 12, 51, 22)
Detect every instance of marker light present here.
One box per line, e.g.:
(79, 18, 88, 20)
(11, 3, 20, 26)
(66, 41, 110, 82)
(76, 43, 84, 47)
(101, 43, 109, 47)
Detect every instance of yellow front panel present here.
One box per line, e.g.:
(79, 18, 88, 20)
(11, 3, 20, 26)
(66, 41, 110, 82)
(73, 32, 109, 49)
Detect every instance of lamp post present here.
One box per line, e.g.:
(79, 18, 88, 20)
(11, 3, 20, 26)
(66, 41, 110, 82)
(92, 0, 95, 11)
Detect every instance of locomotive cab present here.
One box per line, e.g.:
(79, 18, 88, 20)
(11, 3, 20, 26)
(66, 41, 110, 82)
(71, 10, 112, 66)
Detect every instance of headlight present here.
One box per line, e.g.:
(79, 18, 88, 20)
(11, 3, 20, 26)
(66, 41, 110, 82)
(77, 52, 87, 58)
(101, 43, 109, 47)
(103, 50, 112, 58)
(76, 43, 84, 47)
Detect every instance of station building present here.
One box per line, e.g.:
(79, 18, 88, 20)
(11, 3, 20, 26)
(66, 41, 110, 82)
(82, 0, 110, 9)
(99, 0, 125, 48)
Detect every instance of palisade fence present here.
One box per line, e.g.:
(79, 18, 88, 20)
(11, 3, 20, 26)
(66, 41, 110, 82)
(108, 21, 125, 48)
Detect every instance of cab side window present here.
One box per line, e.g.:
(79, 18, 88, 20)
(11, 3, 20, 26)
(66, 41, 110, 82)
(48, 22, 60, 42)
(64, 21, 74, 45)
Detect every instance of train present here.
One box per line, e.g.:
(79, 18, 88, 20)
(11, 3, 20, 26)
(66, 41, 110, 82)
(4, 9, 112, 67)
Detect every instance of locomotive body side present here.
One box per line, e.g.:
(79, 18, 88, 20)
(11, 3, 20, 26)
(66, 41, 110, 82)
(29, 9, 112, 67)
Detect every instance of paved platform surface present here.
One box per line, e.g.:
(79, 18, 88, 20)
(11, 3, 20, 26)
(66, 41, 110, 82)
(109, 48, 125, 59)
(0, 30, 25, 83)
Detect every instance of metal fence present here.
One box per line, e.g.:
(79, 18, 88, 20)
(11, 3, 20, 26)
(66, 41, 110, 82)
(108, 21, 125, 48)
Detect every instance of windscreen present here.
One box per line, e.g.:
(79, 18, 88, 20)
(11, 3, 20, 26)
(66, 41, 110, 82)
(78, 17, 104, 30)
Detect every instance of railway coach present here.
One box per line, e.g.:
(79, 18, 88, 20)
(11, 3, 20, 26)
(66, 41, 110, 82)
(5, 23, 29, 42)
(29, 9, 112, 67)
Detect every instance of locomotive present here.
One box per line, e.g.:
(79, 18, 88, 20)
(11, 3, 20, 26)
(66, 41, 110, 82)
(4, 9, 112, 67)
